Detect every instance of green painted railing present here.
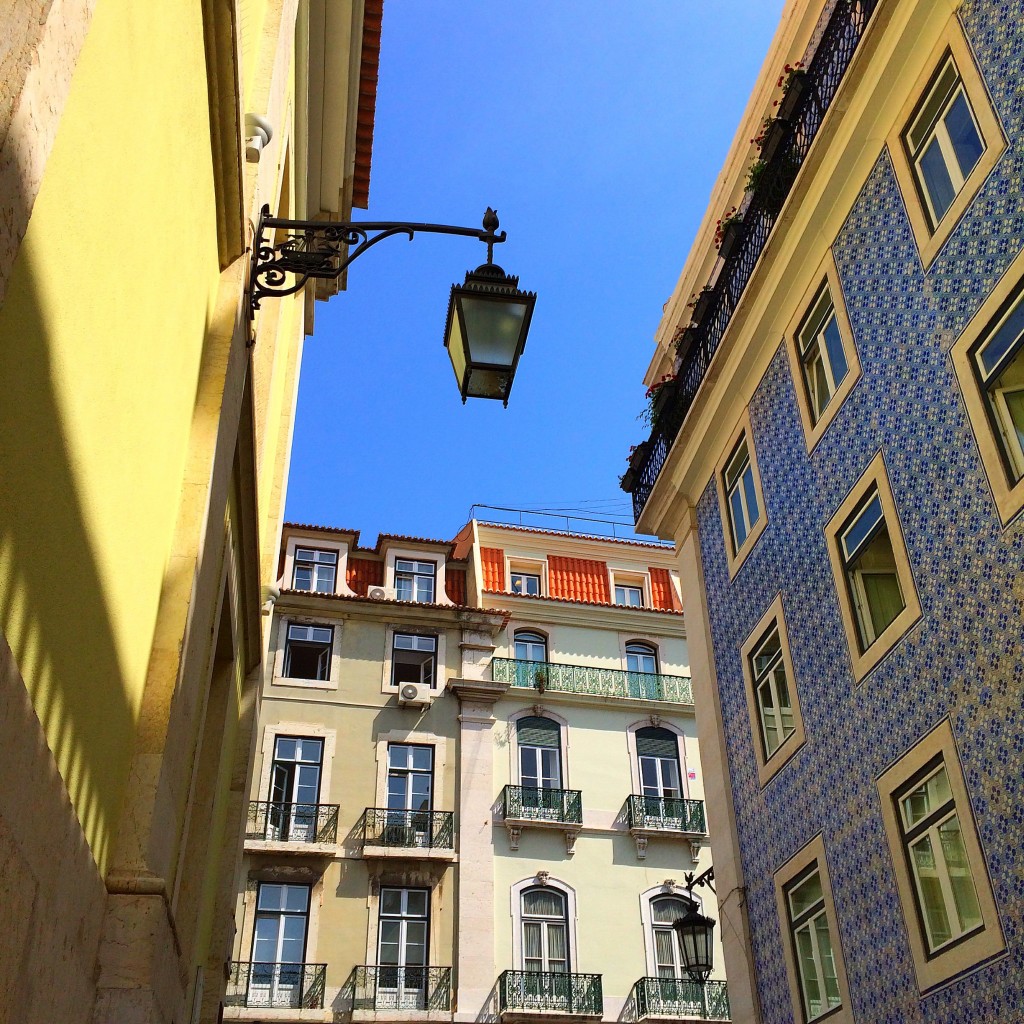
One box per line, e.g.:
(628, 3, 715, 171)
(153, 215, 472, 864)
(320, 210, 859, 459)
(627, 795, 706, 835)
(633, 977, 730, 1020)
(492, 658, 692, 703)
(502, 785, 583, 825)
(499, 971, 603, 1016)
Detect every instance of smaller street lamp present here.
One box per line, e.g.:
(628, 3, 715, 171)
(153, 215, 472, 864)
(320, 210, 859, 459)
(673, 866, 717, 984)
(248, 205, 535, 405)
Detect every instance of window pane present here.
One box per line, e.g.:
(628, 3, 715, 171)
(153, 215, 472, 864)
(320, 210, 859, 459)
(812, 915, 842, 1013)
(920, 138, 957, 222)
(977, 298, 1024, 375)
(652, 897, 688, 925)
(909, 61, 959, 151)
(654, 927, 677, 970)
(523, 922, 543, 960)
(911, 833, 953, 948)
(842, 493, 883, 561)
(524, 889, 565, 917)
(380, 889, 403, 916)
(729, 487, 748, 548)
(293, 566, 312, 590)
(758, 680, 781, 755)
(795, 926, 823, 1019)
(406, 890, 429, 917)
(940, 815, 983, 934)
(945, 91, 984, 178)
(742, 465, 760, 527)
(823, 315, 849, 389)
(788, 870, 823, 920)
(862, 567, 905, 640)
(547, 923, 567, 961)
(900, 766, 952, 829)
(810, 353, 831, 420)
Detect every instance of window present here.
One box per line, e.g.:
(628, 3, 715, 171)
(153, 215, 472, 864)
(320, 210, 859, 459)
(636, 728, 681, 800)
(750, 626, 796, 760)
(268, 737, 323, 841)
(741, 595, 805, 785)
(797, 284, 849, 425)
(395, 560, 436, 603)
(775, 838, 851, 1024)
(785, 867, 842, 1021)
(724, 438, 760, 554)
(292, 547, 337, 593)
(511, 571, 542, 596)
(391, 634, 436, 689)
(887, 26, 1004, 267)
(377, 888, 430, 1009)
(625, 641, 658, 675)
(521, 887, 569, 973)
(838, 488, 905, 651)
(972, 287, 1024, 484)
(904, 56, 984, 229)
(514, 631, 548, 663)
(250, 884, 310, 1007)
(615, 584, 645, 607)
(518, 716, 562, 816)
(386, 745, 433, 841)
(877, 721, 1003, 990)
(649, 895, 692, 979)
(825, 454, 921, 681)
(283, 624, 333, 680)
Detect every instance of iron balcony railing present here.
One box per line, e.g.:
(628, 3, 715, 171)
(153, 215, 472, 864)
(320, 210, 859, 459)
(492, 657, 693, 704)
(224, 961, 327, 1010)
(502, 785, 583, 825)
(498, 971, 603, 1016)
(245, 801, 339, 844)
(627, 795, 707, 835)
(633, 977, 730, 1021)
(626, 0, 880, 519)
(349, 966, 453, 1012)
(362, 808, 455, 850)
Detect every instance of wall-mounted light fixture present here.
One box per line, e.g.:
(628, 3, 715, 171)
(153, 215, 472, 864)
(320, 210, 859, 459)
(249, 206, 535, 406)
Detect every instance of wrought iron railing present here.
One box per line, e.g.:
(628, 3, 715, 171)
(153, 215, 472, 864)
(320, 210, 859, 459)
(492, 658, 693, 704)
(362, 808, 455, 850)
(626, 0, 880, 519)
(348, 965, 452, 1011)
(224, 961, 327, 1009)
(498, 971, 604, 1016)
(502, 785, 583, 825)
(245, 801, 339, 844)
(633, 977, 730, 1020)
(627, 795, 707, 834)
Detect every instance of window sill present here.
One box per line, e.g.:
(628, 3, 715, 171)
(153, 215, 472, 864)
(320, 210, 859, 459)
(272, 675, 338, 691)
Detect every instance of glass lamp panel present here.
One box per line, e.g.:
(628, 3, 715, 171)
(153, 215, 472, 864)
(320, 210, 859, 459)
(459, 296, 528, 366)
(466, 366, 512, 401)
(446, 310, 467, 385)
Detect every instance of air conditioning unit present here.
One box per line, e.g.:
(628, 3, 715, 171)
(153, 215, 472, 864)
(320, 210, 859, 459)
(367, 585, 389, 600)
(399, 682, 433, 708)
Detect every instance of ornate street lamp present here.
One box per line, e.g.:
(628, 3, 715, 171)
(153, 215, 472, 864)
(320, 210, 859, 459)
(248, 205, 534, 405)
(673, 866, 717, 984)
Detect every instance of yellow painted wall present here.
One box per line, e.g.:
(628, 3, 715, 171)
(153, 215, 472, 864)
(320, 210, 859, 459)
(0, 0, 221, 872)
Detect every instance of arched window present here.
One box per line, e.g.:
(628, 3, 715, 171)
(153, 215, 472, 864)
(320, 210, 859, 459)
(517, 717, 562, 791)
(649, 895, 691, 979)
(626, 641, 659, 675)
(636, 727, 682, 799)
(515, 630, 548, 663)
(522, 887, 569, 973)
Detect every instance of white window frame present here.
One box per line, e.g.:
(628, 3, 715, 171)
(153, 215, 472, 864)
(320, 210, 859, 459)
(510, 877, 578, 974)
(282, 535, 353, 596)
(638, 885, 707, 978)
(905, 55, 985, 229)
(626, 720, 690, 801)
(384, 546, 453, 606)
(381, 625, 447, 694)
(508, 707, 570, 791)
(723, 438, 760, 554)
(254, 723, 337, 819)
(394, 559, 437, 604)
(390, 632, 437, 689)
(715, 411, 768, 577)
(291, 546, 339, 594)
(272, 617, 342, 690)
(797, 283, 850, 425)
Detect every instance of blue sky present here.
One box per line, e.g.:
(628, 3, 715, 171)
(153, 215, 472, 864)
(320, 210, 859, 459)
(284, 1, 786, 543)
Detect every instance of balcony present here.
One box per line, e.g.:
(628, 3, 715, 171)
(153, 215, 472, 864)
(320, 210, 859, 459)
(361, 808, 456, 861)
(224, 961, 326, 1012)
(624, 0, 881, 520)
(627, 795, 706, 861)
(632, 978, 730, 1021)
(501, 785, 583, 855)
(349, 965, 452, 1019)
(498, 971, 603, 1022)
(492, 658, 692, 704)
(244, 801, 339, 853)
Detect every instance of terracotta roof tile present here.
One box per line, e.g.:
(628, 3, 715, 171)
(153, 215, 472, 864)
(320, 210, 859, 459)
(352, 0, 382, 209)
(482, 589, 683, 615)
(480, 547, 505, 591)
(548, 556, 610, 604)
(445, 568, 467, 605)
(649, 567, 682, 611)
(346, 557, 383, 596)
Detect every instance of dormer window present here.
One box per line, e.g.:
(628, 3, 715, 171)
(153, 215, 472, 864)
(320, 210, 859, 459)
(292, 547, 338, 593)
(395, 560, 436, 603)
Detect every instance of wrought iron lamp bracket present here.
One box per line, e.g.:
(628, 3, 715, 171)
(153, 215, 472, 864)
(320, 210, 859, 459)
(248, 204, 507, 318)
(684, 865, 716, 898)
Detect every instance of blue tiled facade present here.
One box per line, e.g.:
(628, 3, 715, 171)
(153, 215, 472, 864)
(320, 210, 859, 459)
(694, 3, 1024, 1021)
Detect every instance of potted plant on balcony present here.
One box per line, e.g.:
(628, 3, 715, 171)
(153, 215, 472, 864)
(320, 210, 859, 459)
(714, 206, 745, 261)
(620, 443, 647, 492)
(745, 157, 768, 194)
(688, 286, 715, 326)
(775, 61, 807, 122)
(644, 373, 677, 427)
(753, 114, 787, 164)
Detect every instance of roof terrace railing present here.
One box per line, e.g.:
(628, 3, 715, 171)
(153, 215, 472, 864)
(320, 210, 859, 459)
(625, 0, 880, 520)
(492, 657, 693, 704)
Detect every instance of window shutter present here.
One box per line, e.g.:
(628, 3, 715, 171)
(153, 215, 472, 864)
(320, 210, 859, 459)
(636, 727, 678, 759)
(517, 716, 560, 748)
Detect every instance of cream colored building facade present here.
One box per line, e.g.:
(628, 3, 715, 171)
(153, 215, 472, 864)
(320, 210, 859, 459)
(0, 3, 380, 1023)
(229, 518, 730, 1023)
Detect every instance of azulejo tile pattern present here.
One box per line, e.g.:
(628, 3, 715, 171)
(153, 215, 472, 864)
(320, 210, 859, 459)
(695, 4, 1024, 1021)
